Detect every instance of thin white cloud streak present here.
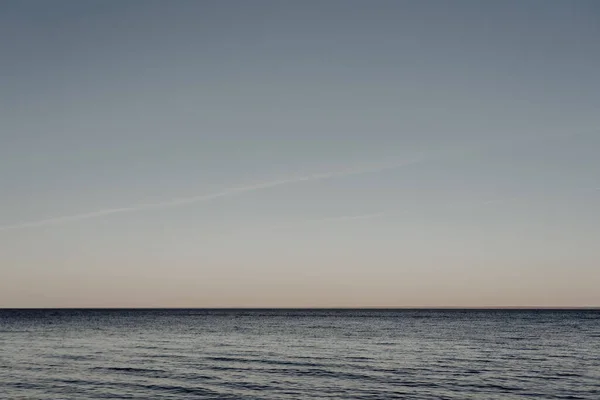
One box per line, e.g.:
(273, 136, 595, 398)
(131, 181, 600, 239)
(305, 212, 390, 223)
(481, 185, 600, 206)
(206, 211, 395, 238)
(267, 212, 392, 231)
(0, 157, 426, 232)
(2, 130, 594, 232)
(283, 184, 600, 231)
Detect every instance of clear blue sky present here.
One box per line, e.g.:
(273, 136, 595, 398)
(1, 0, 599, 307)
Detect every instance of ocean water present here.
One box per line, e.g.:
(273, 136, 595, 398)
(0, 309, 599, 399)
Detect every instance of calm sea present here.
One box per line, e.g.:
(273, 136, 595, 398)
(1, 309, 599, 399)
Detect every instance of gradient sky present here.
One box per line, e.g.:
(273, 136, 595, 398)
(1, 0, 599, 307)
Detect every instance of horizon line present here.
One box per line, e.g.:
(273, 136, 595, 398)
(2, 306, 599, 310)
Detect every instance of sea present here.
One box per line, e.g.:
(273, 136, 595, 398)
(0, 309, 599, 399)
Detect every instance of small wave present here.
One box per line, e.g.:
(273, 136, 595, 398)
(94, 366, 167, 376)
(205, 356, 324, 368)
(555, 372, 582, 377)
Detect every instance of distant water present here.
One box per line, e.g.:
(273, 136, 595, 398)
(1, 309, 599, 399)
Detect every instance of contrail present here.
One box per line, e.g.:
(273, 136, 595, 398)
(3, 129, 594, 232)
(182, 181, 600, 239)
(482, 185, 600, 206)
(0, 156, 427, 232)
(305, 212, 389, 223)
(205, 211, 395, 238)
(267, 212, 391, 230)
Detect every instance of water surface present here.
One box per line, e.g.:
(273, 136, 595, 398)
(1, 309, 599, 399)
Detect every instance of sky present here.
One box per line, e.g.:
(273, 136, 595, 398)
(1, 0, 599, 308)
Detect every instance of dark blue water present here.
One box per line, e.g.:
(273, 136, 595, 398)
(1, 309, 599, 399)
